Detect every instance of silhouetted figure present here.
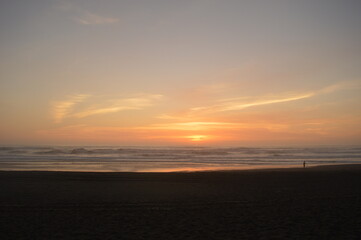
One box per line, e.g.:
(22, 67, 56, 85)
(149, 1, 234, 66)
(303, 161, 306, 168)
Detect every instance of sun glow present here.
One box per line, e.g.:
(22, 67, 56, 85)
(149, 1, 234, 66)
(187, 135, 207, 141)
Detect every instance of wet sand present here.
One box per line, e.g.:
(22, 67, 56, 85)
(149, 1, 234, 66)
(1, 164, 361, 239)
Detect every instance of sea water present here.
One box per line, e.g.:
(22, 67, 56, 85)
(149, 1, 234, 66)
(0, 146, 361, 172)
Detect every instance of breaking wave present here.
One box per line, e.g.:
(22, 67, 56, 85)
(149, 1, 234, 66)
(0, 146, 360, 172)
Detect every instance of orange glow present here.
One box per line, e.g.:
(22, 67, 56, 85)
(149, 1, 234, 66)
(187, 135, 208, 141)
(1, 1, 361, 147)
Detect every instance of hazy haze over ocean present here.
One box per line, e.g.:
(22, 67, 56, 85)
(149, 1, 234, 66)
(1, 146, 361, 172)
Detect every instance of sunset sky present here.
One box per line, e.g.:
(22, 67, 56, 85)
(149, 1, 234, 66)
(1, 0, 361, 146)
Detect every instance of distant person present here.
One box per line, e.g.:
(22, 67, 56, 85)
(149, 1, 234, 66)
(303, 161, 306, 168)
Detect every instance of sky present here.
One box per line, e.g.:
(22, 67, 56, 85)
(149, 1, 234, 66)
(0, 0, 361, 146)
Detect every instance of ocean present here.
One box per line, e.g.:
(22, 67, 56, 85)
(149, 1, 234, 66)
(1, 146, 361, 172)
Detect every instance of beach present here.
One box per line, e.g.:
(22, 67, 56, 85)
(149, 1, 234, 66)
(1, 165, 361, 239)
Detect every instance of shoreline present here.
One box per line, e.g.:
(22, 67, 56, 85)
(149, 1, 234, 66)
(1, 163, 361, 174)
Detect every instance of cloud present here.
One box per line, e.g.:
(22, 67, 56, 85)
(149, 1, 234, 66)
(73, 94, 163, 118)
(188, 93, 315, 115)
(154, 81, 361, 125)
(317, 80, 361, 95)
(52, 94, 90, 124)
(156, 114, 193, 121)
(74, 11, 119, 25)
(186, 81, 361, 116)
(136, 121, 288, 132)
(222, 93, 314, 111)
(54, 2, 119, 25)
(138, 122, 238, 131)
(51, 94, 162, 123)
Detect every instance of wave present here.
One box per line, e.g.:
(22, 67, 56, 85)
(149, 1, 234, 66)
(1, 146, 361, 172)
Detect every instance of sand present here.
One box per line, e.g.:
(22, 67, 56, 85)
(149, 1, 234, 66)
(1, 164, 361, 239)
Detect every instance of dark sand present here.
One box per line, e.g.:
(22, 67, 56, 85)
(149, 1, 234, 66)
(1, 165, 361, 239)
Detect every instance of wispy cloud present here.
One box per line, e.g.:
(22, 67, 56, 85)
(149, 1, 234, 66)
(55, 2, 119, 25)
(188, 93, 314, 115)
(317, 80, 361, 94)
(51, 93, 162, 123)
(73, 94, 163, 118)
(74, 11, 119, 25)
(136, 121, 288, 132)
(185, 81, 361, 116)
(221, 93, 314, 111)
(138, 122, 238, 131)
(52, 94, 90, 124)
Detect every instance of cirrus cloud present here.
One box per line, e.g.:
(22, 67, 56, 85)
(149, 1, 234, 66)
(51, 94, 163, 124)
(52, 94, 90, 124)
(74, 11, 119, 25)
(73, 94, 163, 118)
